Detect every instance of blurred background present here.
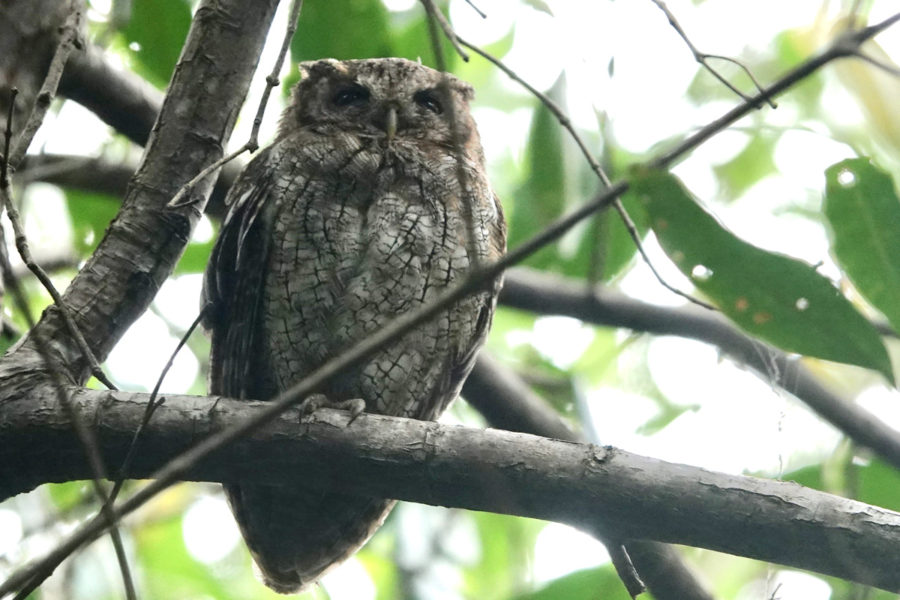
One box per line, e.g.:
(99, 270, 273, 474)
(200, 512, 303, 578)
(3, 0, 900, 598)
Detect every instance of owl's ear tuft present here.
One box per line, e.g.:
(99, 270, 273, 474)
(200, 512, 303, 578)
(453, 80, 474, 102)
(299, 59, 347, 81)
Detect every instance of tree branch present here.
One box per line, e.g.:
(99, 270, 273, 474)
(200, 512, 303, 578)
(465, 354, 716, 600)
(2, 388, 900, 592)
(501, 268, 900, 469)
(2, 0, 280, 386)
(58, 43, 161, 148)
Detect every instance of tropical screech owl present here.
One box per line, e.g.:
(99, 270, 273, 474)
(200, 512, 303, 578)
(202, 58, 507, 593)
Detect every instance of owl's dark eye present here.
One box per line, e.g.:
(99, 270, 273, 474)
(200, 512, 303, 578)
(332, 84, 370, 107)
(414, 89, 443, 114)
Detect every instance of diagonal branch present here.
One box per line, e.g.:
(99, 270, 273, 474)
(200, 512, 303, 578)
(5, 10, 900, 597)
(2, 0, 281, 385)
(648, 0, 774, 107)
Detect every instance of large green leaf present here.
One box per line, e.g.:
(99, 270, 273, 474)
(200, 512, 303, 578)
(121, 0, 191, 89)
(824, 158, 900, 336)
(392, 6, 459, 71)
(508, 97, 566, 269)
(292, 0, 392, 62)
(631, 168, 893, 382)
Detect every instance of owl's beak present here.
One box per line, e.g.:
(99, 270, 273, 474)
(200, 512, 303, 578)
(385, 106, 398, 142)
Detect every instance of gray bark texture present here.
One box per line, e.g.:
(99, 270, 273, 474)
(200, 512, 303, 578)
(2, 388, 900, 592)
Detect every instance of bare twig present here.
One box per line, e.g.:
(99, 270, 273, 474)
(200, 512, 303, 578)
(109, 306, 208, 503)
(443, 29, 714, 309)
(421, 0, 483, 269)
(0, 12, 116, 391)
(421, 0, 469, 61)
(8, 6, 84, 169)
(611, 200, 715, 310)
(4, 11, 900, 597)
(1, 194, 117, 389)
(649, 14, 900, 170)
(1, 87, 135, 600)
(649, 0, 775, 108)
(168, 0, 303, 209)
(853, 50, 900, 76)
(463, 0, 486, 19)
(0, 89, 15, 187)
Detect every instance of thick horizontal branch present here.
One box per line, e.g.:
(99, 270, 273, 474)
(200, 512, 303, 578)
(2, 387, 900, 591)
(464, 354, 716, 600)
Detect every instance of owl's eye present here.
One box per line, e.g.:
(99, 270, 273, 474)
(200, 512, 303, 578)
(413, 90, 443, 115)
(332, 85, 370, 107)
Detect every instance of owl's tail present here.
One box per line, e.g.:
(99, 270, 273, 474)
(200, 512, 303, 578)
(224, 483, 396, 593)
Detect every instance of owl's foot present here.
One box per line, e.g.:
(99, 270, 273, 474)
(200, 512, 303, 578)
(299, 394, 366, 425)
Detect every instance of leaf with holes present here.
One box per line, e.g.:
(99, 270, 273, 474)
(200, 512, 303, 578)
(630, 168, 893, 383)
(825, 158, 900, 336)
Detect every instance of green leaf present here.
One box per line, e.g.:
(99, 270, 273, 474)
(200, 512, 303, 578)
(175, 238, 214, 275)
(513, 567, 636, 600)
(573, 189, 649, 281)
(465, 513, 544, 599)
(631, 168, 894, 382)
(121, 0, 191, 89)
(292, 0, 392, 62)
(824, 158, 900, 336)
(45, 481, 91, 511)
(509, 97, 566, 270)
(392, 7, 459, 71)
(712, 133, 778, 199)
(65, 189, 120, 257)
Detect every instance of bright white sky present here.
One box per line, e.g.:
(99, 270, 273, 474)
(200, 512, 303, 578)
(11, 1, 900, 599)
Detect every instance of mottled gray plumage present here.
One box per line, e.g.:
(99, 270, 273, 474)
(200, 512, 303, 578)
(203, 57, 506, 593)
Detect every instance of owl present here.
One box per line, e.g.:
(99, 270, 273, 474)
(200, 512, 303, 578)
(202, 57, 506, 593)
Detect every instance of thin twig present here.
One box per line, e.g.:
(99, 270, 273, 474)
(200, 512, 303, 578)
(612, 200, 715, 310)
(0, 14, 116, 390)
(1, 88, 136, 600)
(1, 195, 117, 388)
(0, 89, 15, 187)
(167, 0, 303, 209)
(463, 0, 486, 19)
(167, 145, 250, 208)
(648, 14, 900, 170)
(421, 0, 482, 270)
(4, 11, 900, 597)
(853, 50, 900, 77)
(447, 31, 713, 309)
(421, 0, 469, 61)
(8, 6, 84, 170)
(108, 306, 208, 503)
(422, 7, 647, 590)
(649, 0, 775, 108)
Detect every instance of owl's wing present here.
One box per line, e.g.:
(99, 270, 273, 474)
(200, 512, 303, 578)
(202, 146, 278, 400)
(440, 191, 508, 415)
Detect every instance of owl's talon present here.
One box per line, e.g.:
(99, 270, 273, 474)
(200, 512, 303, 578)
(297, 393, 329, 420)
(341, 398, 366, 425)
(297, 394, 366, 425)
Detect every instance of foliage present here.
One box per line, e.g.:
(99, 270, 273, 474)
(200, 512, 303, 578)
(5, 0, 900, 599)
